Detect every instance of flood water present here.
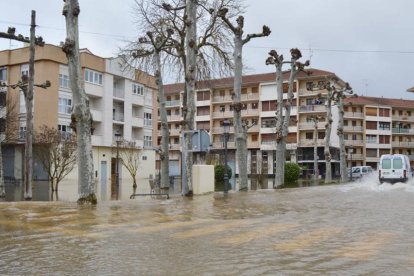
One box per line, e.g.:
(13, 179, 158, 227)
(1, 173, 414, 275)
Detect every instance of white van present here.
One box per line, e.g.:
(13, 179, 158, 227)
(379, 154, 413, 183)
(350, 166, 373, 179)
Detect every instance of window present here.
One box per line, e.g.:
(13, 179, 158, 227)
(366, 135, 377, 143)
(381, 159, 391, 169)
(197, 91, 210, 101)
(144, 112, 152, 127)
(366, 121, 377, 130)
(59, 74, 69, 88)
(318, 132, 325, 139)
(132, 83, 144, 95)
(365, 107, 377, 116)
(379, 108, 390, 117)
(0, 67, 7, 81)
(0, 92, 5, 107)
(379, 135, 390, 144)
(144, 135, 152, 147)
(306, 132, 313, 140)
(366, 149, 377, 157)
(379, 122, 390, 130)
(393, 158, 403, 169)
(197, 106, 209, 116)
(142, 156, 147, 161)
(262, 100, 276, 111)
(21, 64, 29, 78)
(58, 97, 72, 114)
(84, 69, 103, 85)
(252, 103, 258, 109)
(0, 118, 5, 133)
(19, 126, 26, 139)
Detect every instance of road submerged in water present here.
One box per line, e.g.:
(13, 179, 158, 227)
(1, 175, 414, 275)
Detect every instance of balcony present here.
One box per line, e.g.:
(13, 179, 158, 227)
(165, 100, 181, 107)
(344, 112, 364, 119)
(392, 141, 414, 147)
(91, 135, 103, 146)
(212, 141, 236, 149)
(166, 114, 182, 121)
(212, 111, 233, 118)
(113, 89, 125, 99)
(348, 153, 364, 160)
(392, 128, 414, 134)
(241, 109, 259, 117)
(241, 93, 259, 101)
(212, 95, 232, 103)
(344, 140, 364, 146)
(247, 124, 260, 133)
(299, 139, 325, 147)
(343, 126, 363, 132)
(392, 115, 414, 121)
(248, 141, 260, 148)
(260, 140, 297, 150)
(113, 113, 124, 122)
(212, 126, 235, 134)
(90, 109, 102, 122)
(298, 122, 326, 130)
(132, 117, 144, 128)
(170, 128, 181, 136)
(131, 94, 144, 106)
(170, 144, 180, 150)
(298, 105, 326, 113)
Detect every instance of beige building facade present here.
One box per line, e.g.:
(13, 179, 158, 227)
(0, 44, 156, 194)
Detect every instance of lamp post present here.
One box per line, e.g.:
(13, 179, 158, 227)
(349, 145, 354, 181)
(223, 119, 230, 194)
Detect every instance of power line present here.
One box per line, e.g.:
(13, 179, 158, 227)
(2, 19, 414, 55)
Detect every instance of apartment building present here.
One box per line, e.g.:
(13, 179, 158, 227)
(343, 96, 414, 169)
(160, 69, 342, 189)
(0, 44, 156, 196)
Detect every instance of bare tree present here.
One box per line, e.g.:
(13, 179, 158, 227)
(115, 140, 142, 194)
(136, 0, 235, 195)
(266, 49, 309, 187)
(34, 126, 77, 193)
(218, 8, 270, 191)
(122, 5, 174, 190)
(0, 93, 19, 197)
(62, 0, 96, 204)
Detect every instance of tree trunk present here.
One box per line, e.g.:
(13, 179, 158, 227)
(338, 97, 348, 182)
(63, 0, 96, 204)
(154, 52, 170, 190)
(0, 144, 4, 198)
(313, 121, 318, 181)
(324, 95, 333, 183)
(22, 10, 36, 200)
(274, 64, 284, 187)
(233, 37, 248, 191)
(183, 0, 197, 196)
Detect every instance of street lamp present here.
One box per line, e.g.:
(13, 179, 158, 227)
(349, 145, 354, 181)
(223, 119, 230, 194)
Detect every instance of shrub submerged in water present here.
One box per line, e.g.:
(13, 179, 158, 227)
(285, 163, 300, 183)
(215, 164, 233, 184)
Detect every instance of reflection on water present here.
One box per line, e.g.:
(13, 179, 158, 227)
(1, 180, 414, 274)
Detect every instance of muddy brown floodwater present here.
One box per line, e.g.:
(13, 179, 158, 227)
(1, 175, 414, 275)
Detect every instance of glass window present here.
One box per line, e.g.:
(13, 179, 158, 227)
(393, 158, 403, 169)
(352, 168, 360, 173)
(0, 67, 7, 81)
(382, 159, 391, 169)
(58, 98, 72, 114)
(84, 69, 103, 85)
(132, 83, 144, 95)
(362, 167, 367, 173)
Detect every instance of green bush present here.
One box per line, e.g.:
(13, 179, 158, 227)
(285, 163, 300, 183)
(215, 164, 232, 183)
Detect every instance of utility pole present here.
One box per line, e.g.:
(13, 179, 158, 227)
(0, 11, 46, 200)
(310, 116, 321, 182)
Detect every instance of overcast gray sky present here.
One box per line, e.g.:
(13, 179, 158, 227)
(1, 0, 414, 99)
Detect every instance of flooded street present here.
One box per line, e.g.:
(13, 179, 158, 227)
(1, 176, 414, 275)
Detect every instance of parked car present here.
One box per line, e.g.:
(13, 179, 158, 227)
(379, 154, 413, 184)
(350, 166, 373, 179)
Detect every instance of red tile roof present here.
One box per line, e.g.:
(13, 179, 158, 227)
(164, 68, 335, 94)
(344, 95, 414, 109)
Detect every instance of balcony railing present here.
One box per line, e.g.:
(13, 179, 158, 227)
(113, 89, 125, 99)
(298, 122, 326, 130)
(165, 100, 181, 107)
(113, 113, 124, 122)
(392, 141, 414, 147)
(392, 128, 414, 134)
(212, 95, 232, 102)
(212, 141, 235, 149)
(343, 126, 363, 132)
(344, 140, 364, 146)
(240, 93, 259, 101)
(344, 112, 364, 118)
(212, 111, 233, 118)
(211, 126, 235, 134)
(248, 141, 260, 148)
(241, 109, 259, 116)
(299, 105, 326, 113)
(392, 115, 414, 121)
(348, 153, 364, 160)
(299, 139, 325, 147)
